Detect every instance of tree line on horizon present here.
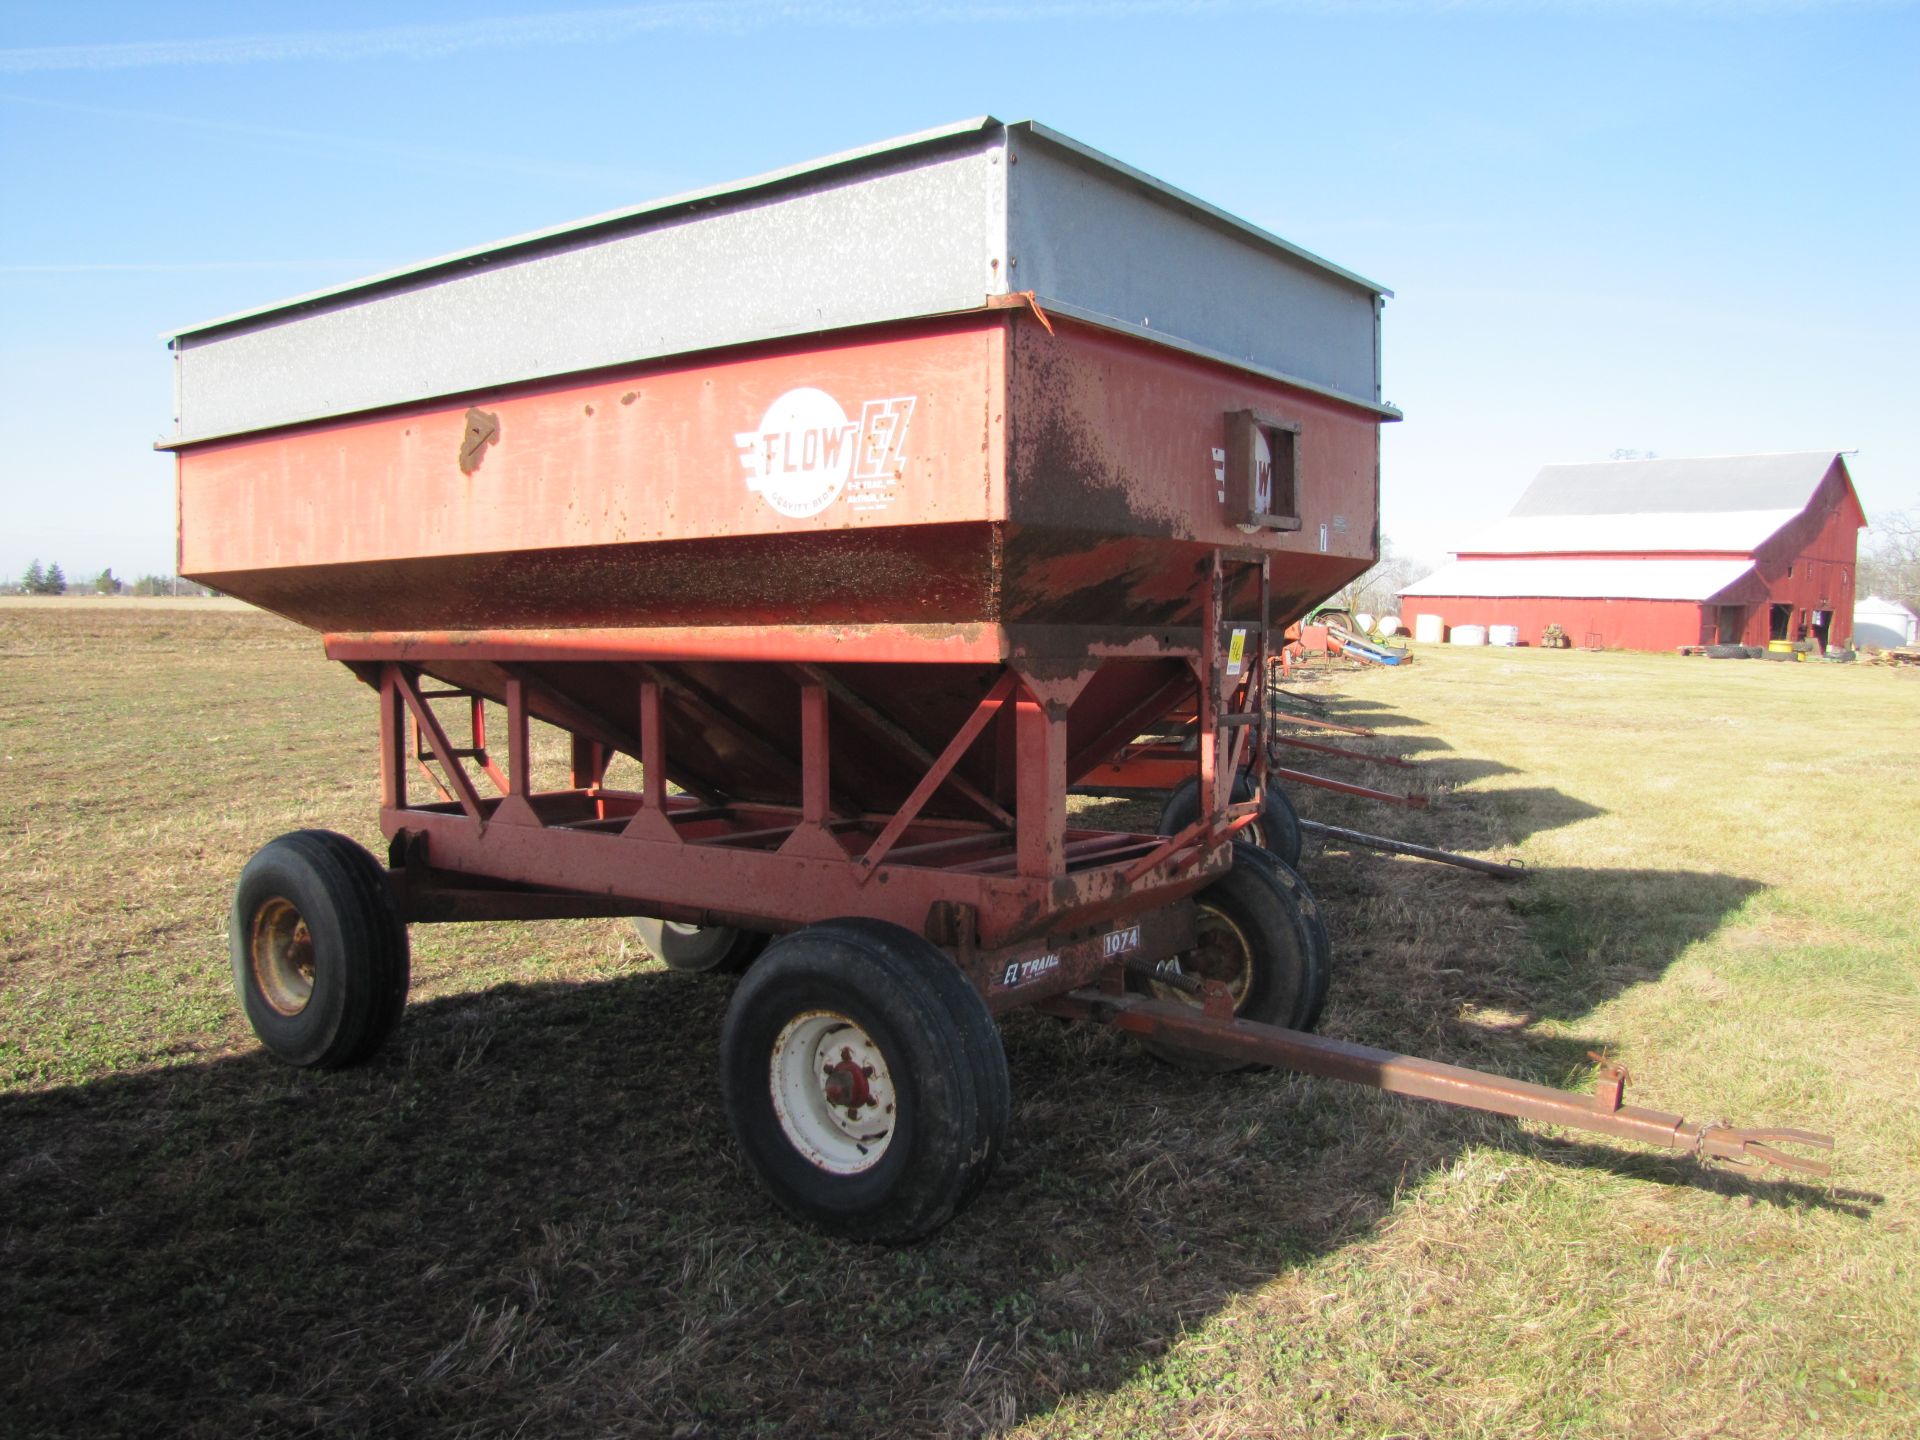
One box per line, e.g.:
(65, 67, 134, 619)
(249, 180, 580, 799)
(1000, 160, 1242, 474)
(10, 561, 214, 598)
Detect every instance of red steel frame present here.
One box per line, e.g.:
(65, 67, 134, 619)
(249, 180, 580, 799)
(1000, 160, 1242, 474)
(1079, 653, 1431, 811)
(356, 549, 1270, 1014)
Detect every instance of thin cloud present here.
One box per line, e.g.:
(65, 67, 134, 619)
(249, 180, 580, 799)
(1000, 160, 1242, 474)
(3, 3, 760, 72)
(0, 94, 675, 190)
(0, 1, 1897, 74)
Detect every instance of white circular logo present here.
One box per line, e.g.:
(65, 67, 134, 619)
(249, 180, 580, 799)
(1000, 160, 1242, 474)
(735, 387, 858, 518)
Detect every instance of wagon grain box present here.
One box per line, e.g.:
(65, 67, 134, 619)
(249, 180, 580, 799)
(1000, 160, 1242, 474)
(167, 118, 1829, 1240)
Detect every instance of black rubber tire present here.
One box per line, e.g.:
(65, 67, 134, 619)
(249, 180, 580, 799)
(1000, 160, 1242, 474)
(1158, 771, 1303, 870)
(1744, 645, 1768, 659)
(632, 918, 768, 975)
(1704, 643, 1748, 659)
(1127, 842, 1327, 1073)
(1232, 842, 1333, 1025)
(803, 918, 1010, 1214)
(720, 921, 1006, 1242)
(230, 830, 410, 1069)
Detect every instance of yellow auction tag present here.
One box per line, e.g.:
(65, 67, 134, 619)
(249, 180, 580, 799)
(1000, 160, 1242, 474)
(1226, 627, 1247, 676)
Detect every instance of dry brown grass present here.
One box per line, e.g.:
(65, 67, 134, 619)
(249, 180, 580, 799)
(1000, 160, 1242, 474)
(2, 611, 1914, 1438)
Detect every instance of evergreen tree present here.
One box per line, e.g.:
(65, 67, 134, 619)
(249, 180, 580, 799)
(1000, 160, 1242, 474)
(44, 562, 66, 594)
(94, 567, 119, 595)
(23, 559, 44, 593)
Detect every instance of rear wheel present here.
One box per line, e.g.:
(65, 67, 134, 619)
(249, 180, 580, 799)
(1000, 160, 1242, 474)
(1158, 771, 1302, 869)
(1128, 843, 1328, 1073)
(632, 918, 767, 975)
(719, 921, 1007, 1242)
(230, 830, 410, 1069)
(802, 918, 1011, 1214)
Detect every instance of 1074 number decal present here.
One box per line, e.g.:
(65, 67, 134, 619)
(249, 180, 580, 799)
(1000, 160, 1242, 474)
(998, 924, 1142, 988)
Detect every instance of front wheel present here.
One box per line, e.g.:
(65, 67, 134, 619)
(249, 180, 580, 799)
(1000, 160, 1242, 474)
(719, 920, 1008, 1243)
(1128, 842, 1329, 1073)
(230, 830, 410, 1069)
(1158, 771, 1302, 869)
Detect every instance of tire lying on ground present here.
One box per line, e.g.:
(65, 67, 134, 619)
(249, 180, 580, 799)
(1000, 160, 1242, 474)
(719, 919, 1008, 1242)
(1158, 770, 1302, 869)
(632, 918, 768, 974)
(230, 829, 411, 1069)
(1705, 643, 1749, 659)
(1126, 841, 1330, 1073)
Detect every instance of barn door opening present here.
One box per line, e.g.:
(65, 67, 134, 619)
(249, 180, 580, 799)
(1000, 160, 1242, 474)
(1717, 605, 1745, 644)
(1769, 604, 1792, 641)
(1812, 609, 1832, 651)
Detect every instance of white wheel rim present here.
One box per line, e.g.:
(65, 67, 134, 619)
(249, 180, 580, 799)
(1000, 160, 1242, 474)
(768, 1010, 896, 1175)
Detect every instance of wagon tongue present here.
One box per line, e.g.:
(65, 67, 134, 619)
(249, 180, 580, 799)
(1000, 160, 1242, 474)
(1047, 990, 1836, 1179)
(1688, 1124, 1835, 1176)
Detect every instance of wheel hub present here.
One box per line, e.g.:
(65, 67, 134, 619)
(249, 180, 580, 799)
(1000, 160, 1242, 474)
(1153, 901, 1254, 1011)
(821, 1049, 876, 1113)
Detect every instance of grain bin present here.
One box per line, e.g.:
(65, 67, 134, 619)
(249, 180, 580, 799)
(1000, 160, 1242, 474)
(164, 118, 1828, 1238)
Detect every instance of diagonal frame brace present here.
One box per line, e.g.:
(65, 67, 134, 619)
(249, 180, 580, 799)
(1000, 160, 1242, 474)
(854, 671, 1020, 882)
(790, 663, 1016, 829)
(391, 664, 488, 826)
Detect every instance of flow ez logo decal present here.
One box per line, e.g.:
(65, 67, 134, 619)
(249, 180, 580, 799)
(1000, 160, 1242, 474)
(736, 386, 916, 518)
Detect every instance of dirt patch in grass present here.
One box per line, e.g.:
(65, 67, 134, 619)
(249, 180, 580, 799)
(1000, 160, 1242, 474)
(2, 615, 1914, 1437)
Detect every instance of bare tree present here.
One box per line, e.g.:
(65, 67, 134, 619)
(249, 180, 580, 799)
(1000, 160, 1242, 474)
(1859, 508, 1920, 617)
(1333, 536, 1431, 622)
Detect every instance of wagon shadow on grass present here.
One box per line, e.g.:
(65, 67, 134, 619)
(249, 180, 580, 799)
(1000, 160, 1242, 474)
(0, 861, 1857, 1439)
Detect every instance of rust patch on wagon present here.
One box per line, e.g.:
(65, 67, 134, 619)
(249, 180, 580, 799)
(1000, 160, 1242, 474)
(458, 408, 500, 475)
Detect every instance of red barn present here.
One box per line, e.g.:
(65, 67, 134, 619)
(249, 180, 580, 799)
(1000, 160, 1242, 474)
(1399, 452, 1867, 651)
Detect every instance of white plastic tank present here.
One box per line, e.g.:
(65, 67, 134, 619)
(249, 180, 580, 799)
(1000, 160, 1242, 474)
(1356, 612, 1376, 634)
(1378, 615, 1403, 637)
(1450, 624, 1488, 646)
(1488, 624, 1520, 647)
(1414, 613, 1445, 644)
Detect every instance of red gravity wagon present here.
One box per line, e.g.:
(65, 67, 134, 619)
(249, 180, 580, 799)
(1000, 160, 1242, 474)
(165, 119, 1828, 1240)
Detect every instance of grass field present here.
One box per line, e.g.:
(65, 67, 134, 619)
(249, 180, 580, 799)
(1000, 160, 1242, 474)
(2, 605, 1915, 1438)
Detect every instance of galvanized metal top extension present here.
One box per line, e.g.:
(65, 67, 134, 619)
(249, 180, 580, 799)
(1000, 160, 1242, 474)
(164, 117, 1399, 446)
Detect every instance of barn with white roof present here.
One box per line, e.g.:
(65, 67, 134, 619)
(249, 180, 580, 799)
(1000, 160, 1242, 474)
(1400, 452, 1867, 651)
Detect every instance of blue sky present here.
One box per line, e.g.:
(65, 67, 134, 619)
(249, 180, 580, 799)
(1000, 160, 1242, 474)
(3, 0, 1915, 584)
